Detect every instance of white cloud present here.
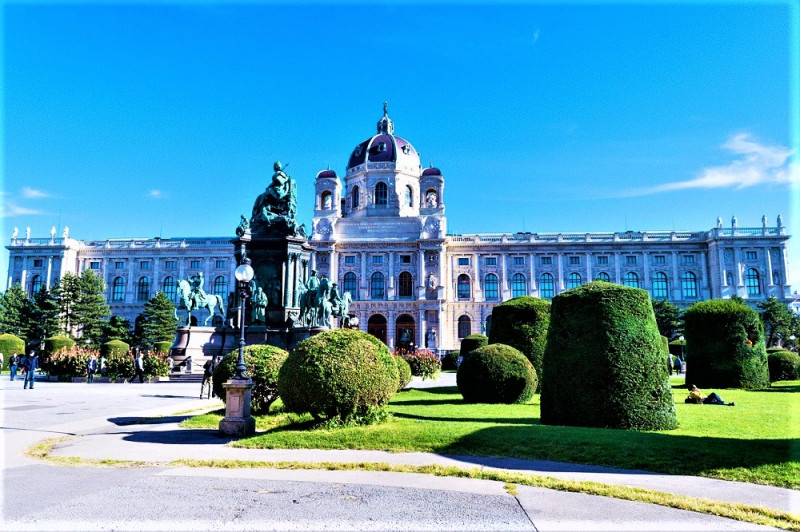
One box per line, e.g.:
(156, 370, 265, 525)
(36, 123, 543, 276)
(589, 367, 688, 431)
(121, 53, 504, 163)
(149, 189, 163, 198)
(21, 187, 50, 198)
(531, 29, 540, 45)
(1, 200, 45, 218)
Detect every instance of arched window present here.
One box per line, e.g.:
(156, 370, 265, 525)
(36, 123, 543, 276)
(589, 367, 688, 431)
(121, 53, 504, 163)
(213, 276, 228, 298)
(112, 277, 126, 302)
(457, 274, 471, 299)
(396, 314, 415, 349)
(163, 276, 177, 302)
(511, 273, 526, 298)
(137, 276, 150, 301)
(405, 185, 413, 207)
(375, 182, 388, 206)
(595, 272, 610, 282)
(746, 268, 761, 296)
(320, 190, 332, 210)
(624, 272, 640, 288)
(371, 271, 385, 299)
(30, 275, 43, 296)
(343, 272, 358, 300)
(398, 271, 413, 298)
(652, 272, 668, 299)
(484, 274, 499, 300)
(539, 273, 554, 299)
(457, 315, 471, 339)
(567, 272, 582, 289)
(682, 272, 697, 299)
(368, 314, 387, 344)
(351, 186, 360, 209)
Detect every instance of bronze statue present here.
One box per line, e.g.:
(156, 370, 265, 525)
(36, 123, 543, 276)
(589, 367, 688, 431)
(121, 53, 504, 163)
(251, 286, 268, 324)
(175, 275, 226, 327)
(251, 161, 302, 235)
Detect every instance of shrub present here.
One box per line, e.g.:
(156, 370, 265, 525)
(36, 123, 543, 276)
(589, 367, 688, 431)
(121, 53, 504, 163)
(101, 340, 130, 357)
(457, 343, 536, 404)
(44, 336, 75, 356)
(668, 340, 686, 359)
(766, 347, 785, 354)
(440, 350, 460, 371)
(213, 345, 289, 414)
(278, 329, 398, 423)
(40, 347, 91, 380)
(683, 299, 769, 390)
(153, 341, 173, 355)
(488, 296, 550, 392)
(460, 334, 488, 357)
(105, 351, 133, 380)
(767, 350, 800, 382)
(541, 281, 677, 431)
(402, 349, 441, 380)
(393, 355, 412, 391)
(0, 333, 25, 369)
(143, 351, 170, 378)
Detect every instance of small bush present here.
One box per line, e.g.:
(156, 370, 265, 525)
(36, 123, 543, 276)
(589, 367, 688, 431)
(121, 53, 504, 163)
(143, 352, 170, 378)
(393, 355, 412, 391)
(402, 350, 441, 380)
(457, 343, 537, 404)
(105, 351, 133, 380)
(213, 345, 289, 414)
(40, 347, 91, 380)
(101, 340, 130, 357)
(0, 333, 25, 369)
(766, 347, 786, 354)
(44, 336, 75, 356)
(460, 334, 488, 357)
(153, 341, 172, 355)
(440, 350, 460, 371)
(767, 350, 800, 382)
(278, 329, 398, 424)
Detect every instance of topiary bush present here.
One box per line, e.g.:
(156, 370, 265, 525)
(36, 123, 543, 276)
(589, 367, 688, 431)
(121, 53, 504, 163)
(460, 334, 488, 357)
(44, 336, 75, 356)
(278, 329, 398, 424)
(767, 350, 800, 382)
(213, 345, 289, 414)
(401, 349, 441, 380)
(488, 296, 550, 392)
(541, 281, 677, 431)
(393, 355, 412, 391)
(0, 333, 25, 369)
(153, 341, 172, 355)
(457, 343, 537, 404)
(101, 340, 130, 358)
(683, 299, 769, 390)
(440, 350, 460, 370)
(668, 340, 686, 359)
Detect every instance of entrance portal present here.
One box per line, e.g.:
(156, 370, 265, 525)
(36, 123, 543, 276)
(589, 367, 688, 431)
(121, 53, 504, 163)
(396, 314, 415, 351)
(367, 314, 387, 345)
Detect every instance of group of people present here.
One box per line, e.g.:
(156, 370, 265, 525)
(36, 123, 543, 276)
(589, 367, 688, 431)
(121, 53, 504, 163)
(2, 351, 39, 389)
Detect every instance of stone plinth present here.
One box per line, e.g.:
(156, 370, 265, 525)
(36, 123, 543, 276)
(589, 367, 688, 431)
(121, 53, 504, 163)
(219, 379, 256, 437)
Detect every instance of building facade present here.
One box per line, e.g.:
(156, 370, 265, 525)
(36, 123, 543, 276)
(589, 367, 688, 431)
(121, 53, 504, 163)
(6, 108, 792, 350)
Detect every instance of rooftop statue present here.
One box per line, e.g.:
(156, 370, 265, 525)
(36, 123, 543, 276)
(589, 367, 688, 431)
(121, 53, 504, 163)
(251, 161, 305, 237)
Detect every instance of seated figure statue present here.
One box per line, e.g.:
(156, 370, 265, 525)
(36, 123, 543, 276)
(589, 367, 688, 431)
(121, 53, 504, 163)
(251, 161, 302, 235)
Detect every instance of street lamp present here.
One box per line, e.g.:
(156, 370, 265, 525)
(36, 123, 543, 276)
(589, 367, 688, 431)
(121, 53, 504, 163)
(791, 334, 796, 352)
(233, 256, 255, 381)
(679, 334, 685, 362)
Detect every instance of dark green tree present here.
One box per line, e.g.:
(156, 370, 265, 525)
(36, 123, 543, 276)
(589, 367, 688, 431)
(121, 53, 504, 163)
(757, 295, 793, 347)
(30, 287, 60, 345)
(135, 292, 178, 349)
(0, 284, 35, 338)
(53, 272, 80, 337)
(102, 315, 132, 344)
(651, 299, 683, 339)
(52, 271, 110, 345)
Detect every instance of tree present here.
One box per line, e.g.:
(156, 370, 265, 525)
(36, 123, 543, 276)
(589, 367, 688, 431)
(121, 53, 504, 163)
(757, 295, 793, 347)
(0, 284, 35, 339)
(102, 315, 132, 344)
(52, 271, 110, 345)
(651, 299, 683, 339)
(135, 292, 178, 349)
(30, 287, 60, 345)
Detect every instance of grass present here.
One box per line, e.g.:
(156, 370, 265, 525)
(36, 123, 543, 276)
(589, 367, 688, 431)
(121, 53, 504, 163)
(182, 377, 800, 488)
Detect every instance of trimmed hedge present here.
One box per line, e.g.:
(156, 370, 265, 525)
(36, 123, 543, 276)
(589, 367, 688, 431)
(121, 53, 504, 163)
(488, 296, 550, 392)
(683, 299, 769, 390)
(668, 340, 686, 359)
(460, 334, 488, 357)
(101, 340, 130, 357)
(153, 341, 172, 355)
(278, 329, 398, 423)
(541, 281, 677, 430)
(393, 355, 412, 391)
(40, 347, 90, 380)
(0, 333, 25, 369)
(457, 343, 536, 404)
(440, 350, 460, 371)
(44, 336, 75, 356)
(214, 345, 288, 413)
(767, 350, 800, 382)
(402, 350, 441, 380)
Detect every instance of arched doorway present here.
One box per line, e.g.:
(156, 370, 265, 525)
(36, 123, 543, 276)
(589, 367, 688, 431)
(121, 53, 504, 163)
(367, 314, 387, 345)
(396, 314, 415, 352)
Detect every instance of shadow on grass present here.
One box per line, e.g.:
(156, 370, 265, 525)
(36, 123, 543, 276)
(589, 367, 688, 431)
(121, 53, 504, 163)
(406, 386, 459, 395)
(762, 384, 800, 393)
(393, 412, 536, 425)
(391, 398, 468, 407)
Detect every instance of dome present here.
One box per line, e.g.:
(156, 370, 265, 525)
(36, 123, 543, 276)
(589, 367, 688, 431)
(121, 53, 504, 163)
(316, 169, 338, 179)
(422, 166, 441, 177)
(346, 104, 421, 171)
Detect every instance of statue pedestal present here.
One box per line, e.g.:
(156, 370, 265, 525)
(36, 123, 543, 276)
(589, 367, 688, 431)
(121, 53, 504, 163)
(170, 327, 238, 373)
(218, 379, 256, 437)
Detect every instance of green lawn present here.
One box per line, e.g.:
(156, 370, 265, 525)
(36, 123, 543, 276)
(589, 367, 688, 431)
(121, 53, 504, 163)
(183, 377, 800, 488)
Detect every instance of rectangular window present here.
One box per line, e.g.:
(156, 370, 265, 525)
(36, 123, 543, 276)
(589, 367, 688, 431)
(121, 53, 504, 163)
(745, 251, 757, 260)
(90, 261, 101, 270)
(165, 260, 176, 269)
(597, 256, 608, 265)
(371, 255, 383, 264)
(485, 257, 497, 266)
(512, 256, 525, 266)
(569, 256, 580, 265)
(140, 261, 150, 269)
(625, 256, 637, 265)
(654, 255, 666, 265)
(215, 260, 226, 268)
(682, 255, 695, 264)
(400, 255, 411, 264)
(33, 259, 43, 268)
(344, 256, 356, 264)
(115, 261, 124, 269)
(458, 257, 470, 266)
(190, 260, 201, 269)
(541, 256, 552, 265)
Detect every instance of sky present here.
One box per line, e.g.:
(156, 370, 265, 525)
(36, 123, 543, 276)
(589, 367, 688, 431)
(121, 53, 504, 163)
(2, 1, 799, 292)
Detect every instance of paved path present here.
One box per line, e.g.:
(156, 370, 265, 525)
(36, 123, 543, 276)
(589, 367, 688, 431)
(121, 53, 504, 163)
(2, 375, 795, 531)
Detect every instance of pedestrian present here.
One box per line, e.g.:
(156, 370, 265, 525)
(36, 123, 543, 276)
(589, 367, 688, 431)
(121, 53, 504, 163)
(685, 384, 734, 406)
(200, 356, 217, 399)
(673, 357, 683, 375)
(86, 354, 98, 383)
(23, 351, 38, 389)
(666, 354, 673, 374)
(0, 352, 4, 373)
(99, 355, 107, 377)
(9, 353, 18, 381)
(132, 351, 145, 383)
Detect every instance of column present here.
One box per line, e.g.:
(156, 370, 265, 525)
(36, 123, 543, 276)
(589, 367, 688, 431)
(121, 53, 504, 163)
(20, 257, 28, 291)
(418, 309, 425, 350)
(765, 247, 774, 285)
(642, 252, 650, 293)
(501, 254, 509, 300)
(46, 257, 53, 287)
(153, 254, 160, 295)
(529, 253, 536, 295)
(388, 251, 395, 298)
(438, 249, 445, 299)
(282, 260, 290, 307)
(127, 259, 134, 303)
(418, 249, 425, 295)
(330, 249, 338, 286)
(585, 252, 591, 282)
(473, 253, 481, 301)
(699, 252, 710, 298)
(614, 252, 621, 284)
(557, 253, 564, 291)
(671, 252, 681, 300)
(360, 251, 368, 300)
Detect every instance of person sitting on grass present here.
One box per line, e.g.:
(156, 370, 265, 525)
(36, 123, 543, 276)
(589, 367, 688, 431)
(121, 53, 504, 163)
(685, 384, 734, 406)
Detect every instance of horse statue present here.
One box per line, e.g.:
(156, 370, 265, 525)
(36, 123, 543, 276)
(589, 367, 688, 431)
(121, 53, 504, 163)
(175, 279, 226, 327)
(297, 277, 336, 327)
(331, 291, 353, 327)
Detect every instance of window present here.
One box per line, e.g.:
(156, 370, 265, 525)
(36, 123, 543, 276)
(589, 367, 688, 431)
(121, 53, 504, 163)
(215, 260, 226, 269)
(457, 274, 471, 299)
(352, 186, 360, 209)
(746, 269, 761, 296)
(682, 255, 695, 264)
(624, 272, 640, 288)
(190, 260, 201, 269)
(458, 257, 470, 266)
(137, 277, 150, 301)
(33, 259, 43, 268)
(320, 191, 332, 210)
(652, 272, 668, 298)
(163, 277, 177, 302)
(343, 272, 358, 299)
(140, 261, 150, 270)
(539, 273, 554, 299)
(90, 261, 101, 270)
(597, 256, 608, 265)
(30, 275, 43, 295)
(112, 277, 126, 302)
(567, 272, 582, 289)
(484, 274, 499, 300)
(213, 276, 228, 298)
(745, 251, 757, 260)
(115, 261, 124, 269)
(485, 257, 497, 266)
(625, 256, 637, 265)
(682, 272, 697, 299)
(405, 185, 413, 207)
(344, 256, 356, 265)
(375, 182, 388, 205)
(654, 255, 666, 265)
(371, 272, 385, 299)
(511, 273, 526, 298)
(371, 255, 384, 264)
(596, 272, 610, 282)
(400, 255, 411, 264)
(165, 260, 176, 269)
(569, 256, 580, 265)
(512, 256, 525, 266)
(457, 315, 471, 339)
(541, 256, 552, 265)
(398, 271, 413, 298)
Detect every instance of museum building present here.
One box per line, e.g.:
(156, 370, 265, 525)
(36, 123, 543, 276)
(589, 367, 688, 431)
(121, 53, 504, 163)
(5, 108, 792, 351)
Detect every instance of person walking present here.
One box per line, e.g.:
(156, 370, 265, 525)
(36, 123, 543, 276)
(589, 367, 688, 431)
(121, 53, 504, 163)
(9, 353, 19, 381)
(23, 351, 38, 389)
(132, 351, 145, 383)
(200, 356, 217, 399)
(0, 352, 4, 374)
(86, 354, 98, 383)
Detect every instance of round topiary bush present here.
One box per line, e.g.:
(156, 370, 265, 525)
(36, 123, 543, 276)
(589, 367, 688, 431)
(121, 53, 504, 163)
(683, 299, 769, 390)
(213, 345, 289, 414)
(767, 350, 800, 382)
(488, 296, 550, 392)
(0, 333, 25, 369)
(541, 281, 677, 430)
(668, 340, 686, 359)
(460, 334, 488, 357)
(278, 329, 398, 423)
(44, 336, 75, 355)
(393, 355, 412, 391)
(402, 350, 441, 380)
(101, 340, 130, 357)
(153, 341, 172, 355)
(440, 350, 460, 371)
(457, 343, 537, 404)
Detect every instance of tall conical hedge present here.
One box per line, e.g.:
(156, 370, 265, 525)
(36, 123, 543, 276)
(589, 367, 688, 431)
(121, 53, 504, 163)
(488, 296, 550, 391)
(541, 281, 676, 430)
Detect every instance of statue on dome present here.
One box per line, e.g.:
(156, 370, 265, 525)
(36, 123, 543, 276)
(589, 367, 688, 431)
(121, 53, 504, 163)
(251, 161, 302, 236)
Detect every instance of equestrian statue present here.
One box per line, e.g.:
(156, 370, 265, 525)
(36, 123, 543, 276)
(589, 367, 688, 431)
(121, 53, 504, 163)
(296, 270, 352, 328)
(175, 272, 226, 327)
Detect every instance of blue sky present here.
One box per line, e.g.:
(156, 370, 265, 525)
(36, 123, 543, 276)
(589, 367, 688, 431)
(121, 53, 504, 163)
(3, 2, 798, 292)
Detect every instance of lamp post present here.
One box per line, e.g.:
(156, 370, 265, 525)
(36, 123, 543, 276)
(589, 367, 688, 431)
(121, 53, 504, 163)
(679, 334, 685, 362)
(233, 255, 255, 381)
(791, 334, 796, 352)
